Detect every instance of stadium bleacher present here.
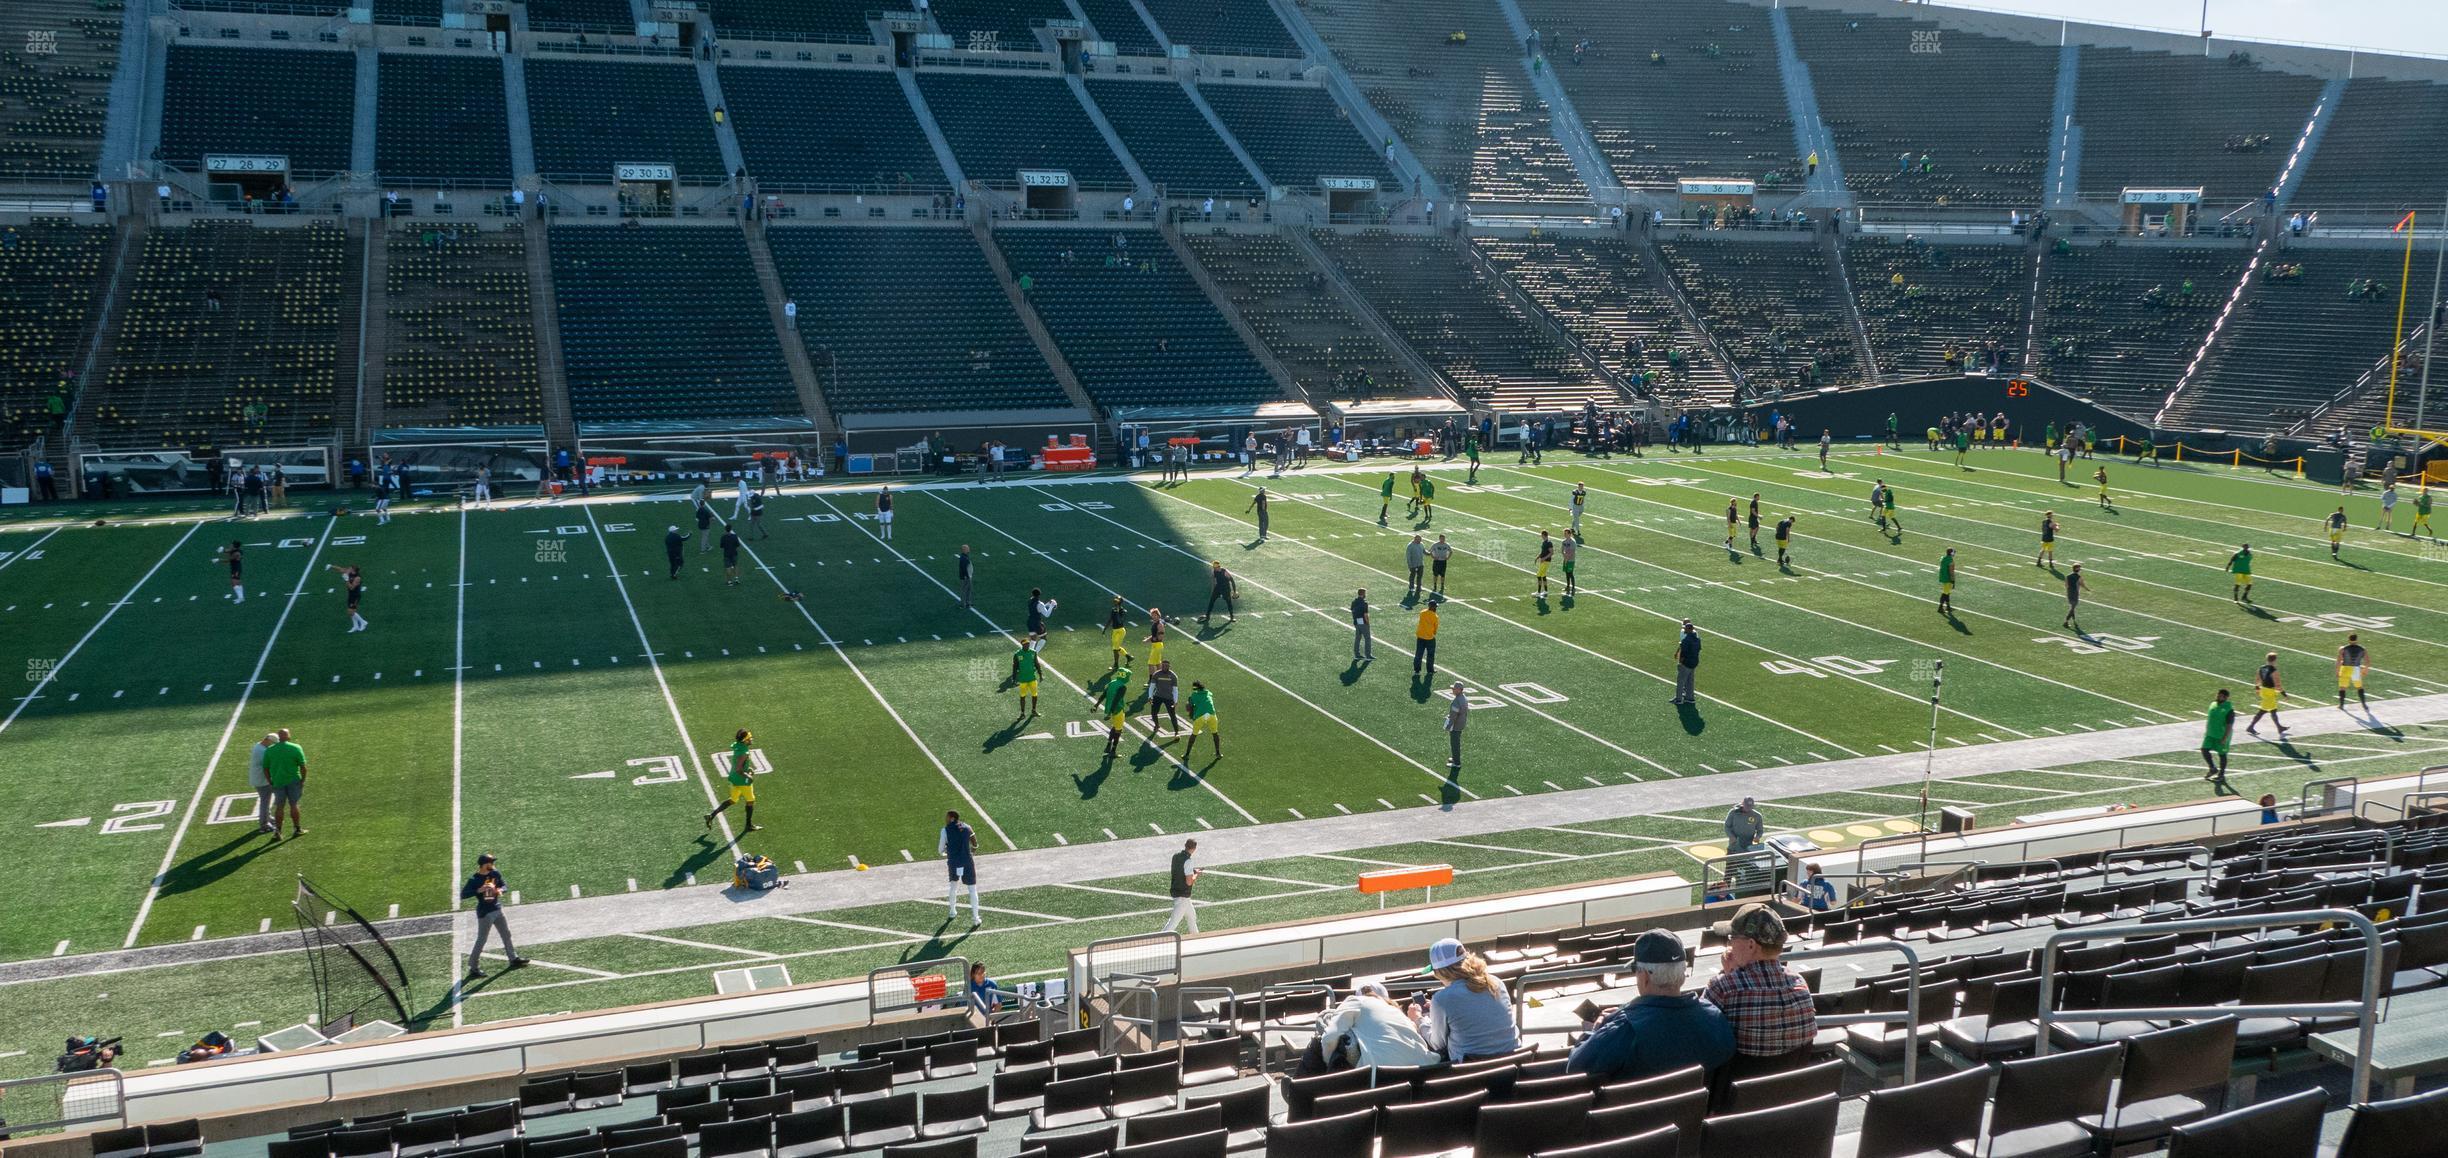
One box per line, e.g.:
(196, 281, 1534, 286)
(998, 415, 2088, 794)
(376, 54, 515, 186)
(2291, 77, 2448, 214)
(0, 220, 109, 449)
(1313, 230, 1614, 411)
(705, 0, 878, 42)
(1653, 235, 1858, 390)
(547, 227, 802, 426)
(1785, 9, 2057, 208)
(0, 0, 122, 181)
(1194, 84, 1395, 191)
(371, 0, 444, 24)
(2032, 242, 2247, 413)
(2169, 246, 2420, 434)
(1473, 235, 1737, 403)
(1180, 230, 1426, 402)
(724, 66, 949, 192)
(916, 73, 1131, 189)
(2069, 46, 2324, 205)
(1515, 0, 1798, 190)
(159, 46, 358, 179)
(88, 220, 346, 450)
(926, 0, 1073, 52)
(1295, 0, 1584, 202)
(525, 60, 727, 186)
(763, 227, 1069, 415)
(380, 226, 542, 430)
(1083, 80, 1258, 201)
(523, 0, 637, 31)
(1844, 236, 2032, 381)
(994, 228, 1278, 410)
(1140, 0, 1299, 57)
(1072, 0, 1163, 56)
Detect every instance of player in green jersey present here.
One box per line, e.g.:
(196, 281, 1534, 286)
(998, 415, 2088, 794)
(1012, 640, 1042, 716)
(2227, 544, 2253, 603)
(704, 729, 760, 833)
(2200, 690, 2234, 789)
(1936, 548, 1956, 617)
(1097, 673, 1131, 757)
(1186, 682, 1220, 759)
(1379, 473, 1396, 523)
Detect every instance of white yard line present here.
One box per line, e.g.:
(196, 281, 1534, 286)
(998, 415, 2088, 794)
(125, 521, 330, 948)
(1119, 485, 1717, 776)
(1348, 472, 2032, 738)
(733, 530, 1017, 850)
(1428, 838, 1575, 861)
(449, 506, 469, 1028)
(582, 506, 739, 851)
(1, 524, 200, 737)
(816, 493, 1261, 825)
(766, 913, 933, 940)
(932, 489, 1468, 807)
(626, 931, 779, 959)
(0, 525, 64, 575)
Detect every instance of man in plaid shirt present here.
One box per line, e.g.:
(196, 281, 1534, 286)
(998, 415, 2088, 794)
(1703, 903, 1816, 1069)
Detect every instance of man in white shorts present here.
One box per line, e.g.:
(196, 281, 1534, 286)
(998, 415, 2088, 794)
(876, 485, 895, 540)
(471, 467, 492, 506)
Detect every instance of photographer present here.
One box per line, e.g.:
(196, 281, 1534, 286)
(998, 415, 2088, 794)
(460, 853, 531, 981)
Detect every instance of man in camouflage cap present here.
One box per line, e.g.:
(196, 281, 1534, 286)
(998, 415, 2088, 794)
(1704, 903, 1816, 1078)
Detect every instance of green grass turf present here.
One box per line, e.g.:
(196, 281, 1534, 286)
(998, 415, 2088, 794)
(1, 448, 2445, 1074)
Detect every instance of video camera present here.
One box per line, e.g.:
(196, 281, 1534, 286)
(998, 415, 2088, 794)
(56, 1035, 122, 1073)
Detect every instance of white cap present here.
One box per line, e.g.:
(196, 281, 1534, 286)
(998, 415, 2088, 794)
(1428, 937, 1467, 971)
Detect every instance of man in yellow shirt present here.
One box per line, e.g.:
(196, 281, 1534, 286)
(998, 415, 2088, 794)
(1413, 599, 1441, 679)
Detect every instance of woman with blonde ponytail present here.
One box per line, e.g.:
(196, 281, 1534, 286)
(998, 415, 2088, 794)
(1407, 938, 1521, 1062)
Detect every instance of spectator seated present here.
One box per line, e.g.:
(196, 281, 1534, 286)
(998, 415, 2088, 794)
(763, 227, 1068, 415)
(2033, 241, 2246, 414)
(1313, 229, 1613, 411)
(1787, 8, 2057, 207)
(1654, 236, 1858, 391)
(2170, 246, 2419, 433)
(1515, 0, 1797, 190)
(1086, 79, 1257, 200)
(1845, 236, 2031, 380)
(1473, 235, 1737, 403)
(0, 220, 109, 449)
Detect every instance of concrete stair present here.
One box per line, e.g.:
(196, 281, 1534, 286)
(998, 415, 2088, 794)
(521, 222, 576, 449)
(741, 222, 838, 435)
(973, 222, 1095, 413)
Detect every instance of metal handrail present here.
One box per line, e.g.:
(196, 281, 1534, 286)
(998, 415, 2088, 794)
(1244, 981, 1336, 1073)
(2033, 910, 2383, 1102)
(1782, 938, 1926, 1084)
(1177, 985, 1239, 1038)
(0, 1067, 127, 1132)
(2300, 775, 2360, 819)
(1074, 931, 1181, 1028)
(1101, 971, 1169, 1052)
(866, 956, 966, 1023)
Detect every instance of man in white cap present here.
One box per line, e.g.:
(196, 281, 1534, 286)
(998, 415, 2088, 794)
(1568, 929, 1735, 1082)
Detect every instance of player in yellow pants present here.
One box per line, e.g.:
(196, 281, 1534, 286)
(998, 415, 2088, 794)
(2338, 634, 2370, 710)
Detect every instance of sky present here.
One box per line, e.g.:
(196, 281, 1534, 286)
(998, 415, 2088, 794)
(1923, 0, 2448, 59)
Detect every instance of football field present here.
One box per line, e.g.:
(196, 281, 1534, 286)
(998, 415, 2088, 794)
(2, 443, 2444, 1072)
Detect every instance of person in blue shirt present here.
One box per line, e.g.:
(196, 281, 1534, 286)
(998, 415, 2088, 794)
(941, 810, 981, 928)
(1798, 863, 1837, 912)
(967, 962, 1002, 1018)
(1567, 930, 1735, 1082)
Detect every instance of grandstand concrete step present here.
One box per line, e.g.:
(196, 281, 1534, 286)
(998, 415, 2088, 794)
(64, 219, 144, 475)
(1487, 0, 1617, 197)
(1161, 224, 1307, 406)
(894, 69, 968, 192)
(696, 57, 748, 182)
(96, 0, 154, 178)
(352, 45, 379, 176)
(1769, 6, 1848, 210)
(1826, 229, 1881, 386)
(1287, 229, 1461, 404)
(355, 220, 391, 442)
(1062, 73, 1153, 195)
(1176, 80, 1272, 195)
(2272, 77, 2347, 210)
(1262, 0, 1439, 204)
(1458, 237, 1645, 404)
(1121, 0, 1173, 53)
(1628, 230, 1747, 401)
(742, 224, 838, 436)
(2046, 45, 2081, 208)
(522, 222, 576, 449)
(974, 222, 1096, 413)
(334, 222, 370, 448)
(500, 52, 538, 181)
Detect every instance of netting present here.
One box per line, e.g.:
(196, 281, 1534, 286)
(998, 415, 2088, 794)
(292, 875, 412, 1034)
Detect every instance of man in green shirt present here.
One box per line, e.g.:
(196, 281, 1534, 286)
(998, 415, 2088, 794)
(1464, 436, 1481, 485)
(2414, 487, 2434, 539)
(2227, 544, 2253, 603)
(262, 735, 308, 839)
(704, 728, 760, 833)
(1012, 640, 1042, 717)
(1098, 674, 1132, 758)
(1885, 412, 1899, 448)
(1378, 473, 1397, 524)
(1186, 682, 1220, 759)
(2200, 689, 2235, 789)
(1418, 475, 1436, 523)
(1953, 427, 1972, 469)
(1936, 548, 1956, 617)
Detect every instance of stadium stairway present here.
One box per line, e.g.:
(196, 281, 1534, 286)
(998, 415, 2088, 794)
(895, 70, 969, 192)
(1455, 239, 1641, 403)
(1630, 230, 1746, 400)
(1259, 0, 1438, 204)
(742, 222, 838, 437)
(523, 221, 576, 449)
(354, 218, 392, 441)
(1484, 0, 1618, 198)
(970, 222, 1094, 414)
(1826, 226, 1879, 386)
(1285, 229, 1459, 402)
(1061, 73, 1153, 196)
(1155, 223, 1305, 405)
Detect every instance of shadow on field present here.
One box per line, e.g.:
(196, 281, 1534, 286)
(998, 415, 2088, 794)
(1677, 701, 1706, 735)
(156, 832, 281, 900)
(662, 837, 729, 890)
